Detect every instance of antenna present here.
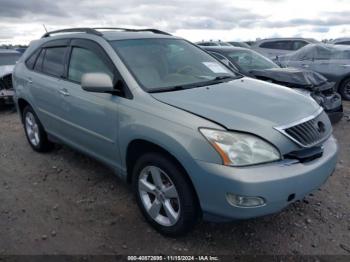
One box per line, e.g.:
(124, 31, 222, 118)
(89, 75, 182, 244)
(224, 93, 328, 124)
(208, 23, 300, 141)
(43, 24, 48, 33)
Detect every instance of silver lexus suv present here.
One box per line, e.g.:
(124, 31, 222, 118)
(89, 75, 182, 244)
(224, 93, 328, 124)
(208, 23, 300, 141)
(13, 28, 338, 236)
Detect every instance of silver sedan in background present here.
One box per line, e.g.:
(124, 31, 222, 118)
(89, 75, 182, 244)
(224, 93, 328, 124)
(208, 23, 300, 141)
(278, 44, 350, 100)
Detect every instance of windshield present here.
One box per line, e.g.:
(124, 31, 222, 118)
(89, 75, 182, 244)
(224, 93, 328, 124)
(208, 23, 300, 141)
(0, 53, 21, 66)
(110, 39, 238, 92)
(224, 49, 279, 71)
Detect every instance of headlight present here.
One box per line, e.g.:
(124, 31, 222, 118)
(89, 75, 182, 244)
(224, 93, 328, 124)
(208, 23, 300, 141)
(199, 128, 281, 166)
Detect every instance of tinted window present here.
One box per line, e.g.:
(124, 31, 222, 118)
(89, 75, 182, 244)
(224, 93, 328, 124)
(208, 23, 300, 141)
(42, 47, 66, 77)
(25, 49, 40, 69)
(68, 47, 113, 83)
(0, 53, 21, 66)
(335, 41, 350, 46)
(260, 41, 292, 50)
(291, 41, 308, 50)
(34, 49, 45, 72)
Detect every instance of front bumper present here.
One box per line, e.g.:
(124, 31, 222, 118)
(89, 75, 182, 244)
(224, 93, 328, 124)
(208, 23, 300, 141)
(190, 136, 338, 221)
(326, 105, 343, 124)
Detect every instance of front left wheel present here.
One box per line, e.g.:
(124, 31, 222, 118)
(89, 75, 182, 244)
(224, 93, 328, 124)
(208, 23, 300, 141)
(22, 106, 54, 152)
(132, 153, 199, 236)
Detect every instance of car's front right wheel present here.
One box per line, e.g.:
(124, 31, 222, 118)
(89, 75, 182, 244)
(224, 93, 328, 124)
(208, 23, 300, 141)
(132, 152, 199, 236)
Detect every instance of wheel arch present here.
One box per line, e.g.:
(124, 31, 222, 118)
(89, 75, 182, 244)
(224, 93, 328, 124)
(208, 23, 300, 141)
(125, 139, 201, 213)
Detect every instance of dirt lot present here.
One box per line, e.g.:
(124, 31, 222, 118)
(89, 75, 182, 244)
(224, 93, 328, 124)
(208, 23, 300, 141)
(0, 102, 349, 255)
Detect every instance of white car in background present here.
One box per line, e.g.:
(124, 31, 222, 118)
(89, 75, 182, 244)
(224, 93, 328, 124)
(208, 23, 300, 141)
(329, 38, 350, 46)
(0, 49, 21, 105)
(252, 38, 319, 60)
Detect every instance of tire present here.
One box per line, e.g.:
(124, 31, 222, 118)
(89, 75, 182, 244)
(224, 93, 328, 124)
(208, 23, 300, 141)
(22, 105, 54, 152)
(132, 152, 199, 236)
(339, 78, 350, 101)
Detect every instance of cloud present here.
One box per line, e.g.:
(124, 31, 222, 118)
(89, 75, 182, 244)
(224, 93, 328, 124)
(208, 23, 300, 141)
(0, 0, 349, 44)
(0, 0, 66, 18)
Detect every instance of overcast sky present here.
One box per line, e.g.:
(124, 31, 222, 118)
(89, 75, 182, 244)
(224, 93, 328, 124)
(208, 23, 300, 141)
(0, 0, 350, 45)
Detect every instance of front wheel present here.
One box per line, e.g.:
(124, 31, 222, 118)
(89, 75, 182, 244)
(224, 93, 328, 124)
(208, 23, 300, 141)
(132, 153, 199, 236)
(339, 78, 350, 101)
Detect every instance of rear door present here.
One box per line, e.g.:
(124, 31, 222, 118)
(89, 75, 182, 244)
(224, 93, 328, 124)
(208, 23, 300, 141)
(57, 39, 122, 166)
(26, 40, 69, 135)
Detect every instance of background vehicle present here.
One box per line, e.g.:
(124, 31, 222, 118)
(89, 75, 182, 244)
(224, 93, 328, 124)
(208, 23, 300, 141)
(329, 38, 350, 46)
(0, 49, 21, 105)
(196, 40, 231, 47)
(252, 38, 319, 60)
(204, 46, 343, 123)
(13, 28, 338, 236)
(278, 44, 350, 100)
(227, 41, 251, 48)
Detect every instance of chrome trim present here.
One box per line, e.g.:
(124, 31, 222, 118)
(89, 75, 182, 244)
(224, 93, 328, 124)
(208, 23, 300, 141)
(274, 107, 332, 148)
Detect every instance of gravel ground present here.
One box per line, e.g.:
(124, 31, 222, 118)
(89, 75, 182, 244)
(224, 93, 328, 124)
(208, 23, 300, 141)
(0, 102, 349, 255)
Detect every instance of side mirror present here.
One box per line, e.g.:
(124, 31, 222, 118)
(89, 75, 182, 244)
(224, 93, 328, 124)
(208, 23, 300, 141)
(81, 73, 115, 93)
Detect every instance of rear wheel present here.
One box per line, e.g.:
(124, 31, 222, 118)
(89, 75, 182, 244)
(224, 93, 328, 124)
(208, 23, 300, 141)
(339, 78, 350, 101)
(132, 153, 199, 236)
(23, 106, 54, 152)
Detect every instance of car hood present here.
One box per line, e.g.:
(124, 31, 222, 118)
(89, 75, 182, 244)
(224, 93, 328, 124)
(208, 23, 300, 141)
(152, 77, 320, 148)
(250, 67, 328, 89)
(0, 65, 14, 78)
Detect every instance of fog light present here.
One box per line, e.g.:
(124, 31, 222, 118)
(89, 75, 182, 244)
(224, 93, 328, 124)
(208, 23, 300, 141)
(226, 193, 266, 208)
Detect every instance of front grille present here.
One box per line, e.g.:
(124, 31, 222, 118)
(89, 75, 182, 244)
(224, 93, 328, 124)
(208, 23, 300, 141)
(1, 75, 13, 90)
(275, 108, 332, 148)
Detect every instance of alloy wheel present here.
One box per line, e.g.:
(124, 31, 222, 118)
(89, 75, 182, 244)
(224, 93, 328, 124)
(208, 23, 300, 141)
(25, 112, 40, 146)
(138, 166, 181, 227)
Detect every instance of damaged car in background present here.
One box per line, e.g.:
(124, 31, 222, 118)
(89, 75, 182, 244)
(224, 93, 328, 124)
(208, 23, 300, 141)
(0, 49, 21, 105)
(277, 44, 350, 101)
(203, 46, 343, 123)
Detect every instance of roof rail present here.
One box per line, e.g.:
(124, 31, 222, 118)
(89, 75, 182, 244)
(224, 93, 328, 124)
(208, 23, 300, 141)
(92, 27, 172, 36)
(42, 28, 103, 38)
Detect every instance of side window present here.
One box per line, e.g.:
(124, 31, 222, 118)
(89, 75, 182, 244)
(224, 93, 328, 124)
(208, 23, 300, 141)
(260, 41, 292, 50)
(291, 41, 308, 51)
(42, 47, 66, 77)
(68, 47, 114, 83)
(25, 49, 40, 69)
(34, 49, 45, 72)
(336, 41, 350, 45)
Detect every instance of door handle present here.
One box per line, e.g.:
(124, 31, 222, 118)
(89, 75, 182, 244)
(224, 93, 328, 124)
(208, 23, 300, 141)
(59, 88, 70, 97)
(301, 64, 309, 68)
(27, 78, 33, 84)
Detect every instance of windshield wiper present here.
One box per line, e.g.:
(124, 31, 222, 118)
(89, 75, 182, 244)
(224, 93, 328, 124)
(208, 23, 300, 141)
(148, 85, 188, 93)
(148, 75, 239, 93)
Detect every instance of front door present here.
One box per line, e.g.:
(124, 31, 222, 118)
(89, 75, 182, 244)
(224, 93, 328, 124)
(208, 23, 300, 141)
(58, 39, 122, 167)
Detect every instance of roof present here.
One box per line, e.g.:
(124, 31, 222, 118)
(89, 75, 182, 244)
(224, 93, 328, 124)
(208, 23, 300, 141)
(255, 37, 318, 43)
(308, 43, 350, 50)
(40, 28, 177, 42)
(101, 31, 176, 41)
(330, 37, 350, 43)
